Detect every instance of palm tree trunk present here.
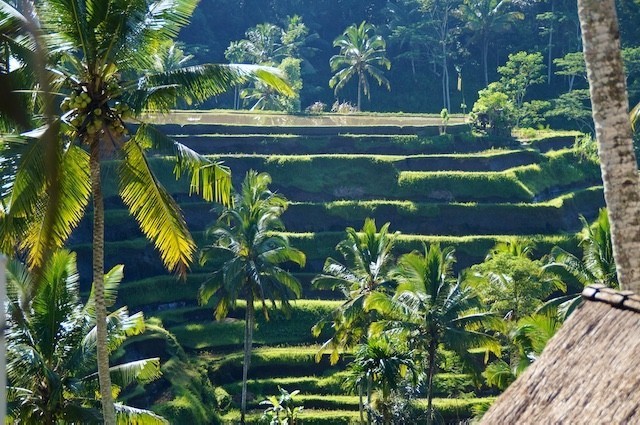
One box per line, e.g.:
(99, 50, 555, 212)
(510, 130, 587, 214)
(357, 76, 362, 111)
(241, 291, 255, 424)
(426, 337, 437, 425)
(367, 375, 372, 425)
(547, 0, 555, 85)
(359, 381, 365, 424)
(482, 36, 489, 87)
(90, 141, 116, 424)
(0, 255, 5, 425)
(578, 0, 640, 293)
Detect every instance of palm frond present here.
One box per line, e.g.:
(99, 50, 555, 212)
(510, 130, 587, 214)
(22, 143, 90, 268)
(134, 124, 232, 205)
(482, 360, 515, 390)
(632, 101, 640, 132)
(84, 264, 124, 316)
(119, 138, 195, 275)
(110, 358, 161, 387)
(115, 403, 168, 425)
(132, 63, 291, 111)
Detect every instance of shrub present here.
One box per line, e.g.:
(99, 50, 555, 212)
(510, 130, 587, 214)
(470, 83, 517, 137)
(331, 101, 358, 113)
(410, 397, 496, 423)
(306, 101, 327, 114)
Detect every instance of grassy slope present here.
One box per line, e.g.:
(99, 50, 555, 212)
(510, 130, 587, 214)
(83, 119, 601, 423)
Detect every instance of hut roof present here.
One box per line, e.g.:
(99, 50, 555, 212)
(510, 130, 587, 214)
(480, 285, 640, 425)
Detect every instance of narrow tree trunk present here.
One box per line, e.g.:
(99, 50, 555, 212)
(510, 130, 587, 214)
(482, 36, 489, 87)
(241, 291, 255, 424)
(90, 141, 116, 424)
(568, 74, 575, 92)
(0, 255, 5, 425)
(366, 375, 372, 425)
(578, 0, 640, 293)
(359, 381, 365, 424)
(357, 76, 362, 111)
(442, 46, 450, 111)
(547, 0, 555, 84)
(426, 337, 437, 425)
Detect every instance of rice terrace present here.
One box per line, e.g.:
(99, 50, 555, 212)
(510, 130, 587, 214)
(2, 0, 639, 424)
(67, 111, 603, 423)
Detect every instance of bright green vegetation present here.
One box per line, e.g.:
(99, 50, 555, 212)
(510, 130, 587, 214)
(62, 117, 603, 423)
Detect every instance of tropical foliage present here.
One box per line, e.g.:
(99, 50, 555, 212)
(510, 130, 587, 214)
(344, 336, 416, 424)
(0, 0, 290, 421)
(545, 208, 617, 319)
(366, 244, 498, 421)
(312, 218, 398, 364)
(329, 21, 391, 110)
(5, 250, 165, 424)
(470, 239, 564, 320)
(199, 170, 305, 423)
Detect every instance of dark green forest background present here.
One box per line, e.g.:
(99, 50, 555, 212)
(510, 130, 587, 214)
(176, 0, 640, 113)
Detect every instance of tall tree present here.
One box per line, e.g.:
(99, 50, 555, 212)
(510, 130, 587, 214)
(329, 21, 391, 111)
(345, 336, 415, 425)
(422, 0, 462, 111)
(0, 1, 290, 422)
(366, 244, 498, 422)
(457, 0, 524, 86)
(6, 250, 165, 424)
(383, 0, 429, 80)
(312, 218, 398, 364)
(199, 171, 305, 424)
(578, 0, 640, 293)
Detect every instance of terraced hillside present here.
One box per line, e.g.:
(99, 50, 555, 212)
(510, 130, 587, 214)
(70, 112, 603, 423)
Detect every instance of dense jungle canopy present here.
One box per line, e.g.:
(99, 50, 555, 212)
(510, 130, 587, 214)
(178, 0, 640, 113)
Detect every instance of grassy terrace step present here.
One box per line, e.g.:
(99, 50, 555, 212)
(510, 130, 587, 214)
(221, 397, 495, 424)
(71, 232, 577, 288)
(75, 185, 602, 246)
(166, 300, 341, 351)
(154, 122, 469, 136)
(221, 408, 360, 424)
(97, 148, 598, 204)
(202, 347, 351, 383)
(284, 187, 604, 235)
(397, 150, 601, 203)
(147, 110, 465, 127)
(221, 373, 476, 399)
(171, 133, 543, 156)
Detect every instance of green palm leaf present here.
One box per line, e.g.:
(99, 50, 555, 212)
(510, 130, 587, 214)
(84, 264, 124, 316)
(119, 138, 195, 275)
(22, 143, 90, 268)
(134, 123, 232, 205)
(631, 101, 640, 132)
(115, 403, 168, 425)
(110, 358, 162, 387)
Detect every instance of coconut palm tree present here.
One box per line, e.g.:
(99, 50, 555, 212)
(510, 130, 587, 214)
(366, 244, 498, 423)
(457, 0, 524, 86)
(0, 2, 290, 422)
(6, 250, 165, 424)
(329, 21, 391, 111)
(578, 0, 640, 294)
(544, 209, 617, 318)
(482, 309, 562, 390)
(344, 335, 416, 425)
(312, 218, 398, 364)
(199, 170, 306, 424)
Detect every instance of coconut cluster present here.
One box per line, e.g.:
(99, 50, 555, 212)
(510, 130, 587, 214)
(60, 80, 134, 138)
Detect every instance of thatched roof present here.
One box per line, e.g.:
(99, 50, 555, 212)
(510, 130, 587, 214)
(481, 285, 640, 424)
